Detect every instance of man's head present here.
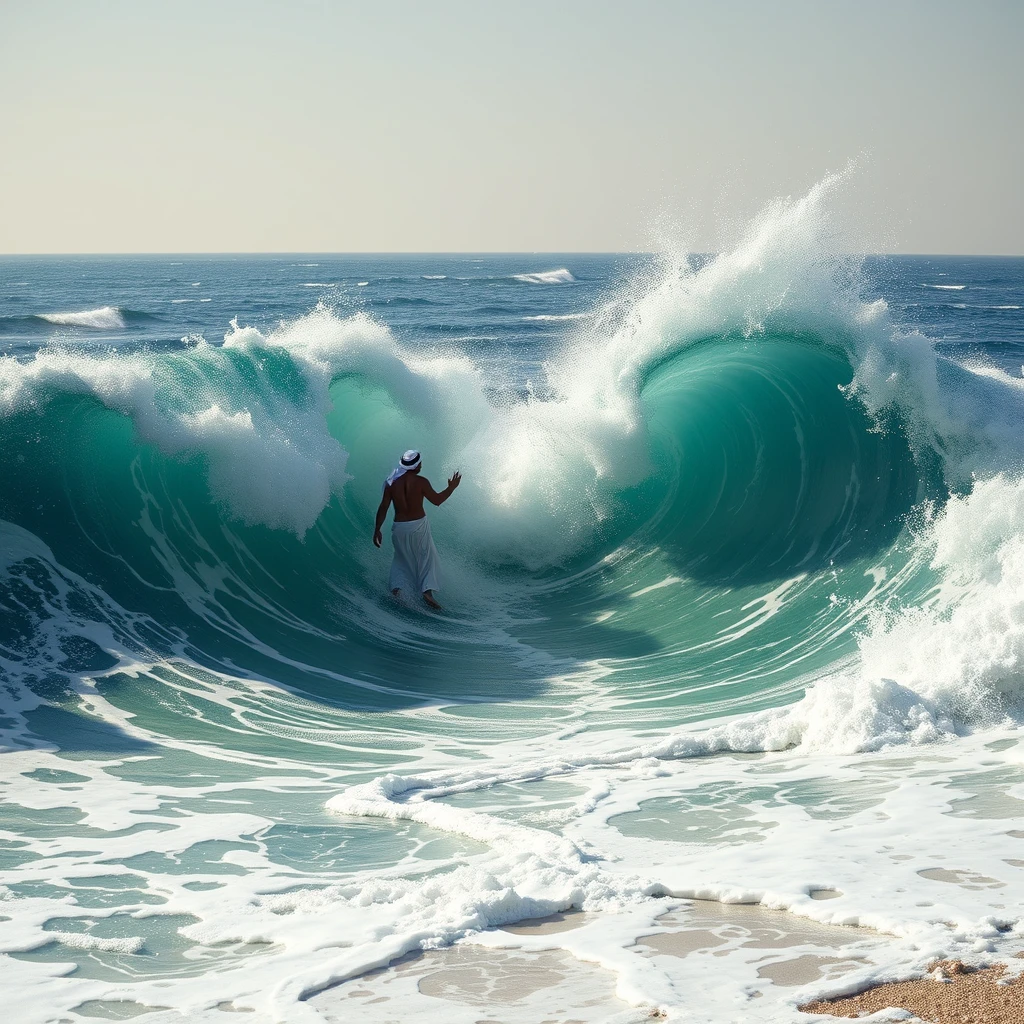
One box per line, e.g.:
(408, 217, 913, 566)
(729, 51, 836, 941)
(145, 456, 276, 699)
(400, 449, 422, 474)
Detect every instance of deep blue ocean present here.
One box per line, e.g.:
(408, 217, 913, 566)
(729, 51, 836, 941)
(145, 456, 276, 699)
(3, 250, 1022, 367)
(3, 198, 1024, 1023)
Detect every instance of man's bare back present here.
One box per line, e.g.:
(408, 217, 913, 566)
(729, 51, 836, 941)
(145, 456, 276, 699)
(389, 472, 449, 522)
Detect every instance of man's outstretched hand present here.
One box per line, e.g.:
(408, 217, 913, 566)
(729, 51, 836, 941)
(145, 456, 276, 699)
(373, 528, 383, 548)
(448, 471, 462, 491)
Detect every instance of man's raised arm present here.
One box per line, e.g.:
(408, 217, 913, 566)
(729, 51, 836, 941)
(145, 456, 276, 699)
(423, 471, 462, 506)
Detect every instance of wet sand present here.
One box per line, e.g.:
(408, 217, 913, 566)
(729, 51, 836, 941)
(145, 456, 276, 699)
(800, 958, 1024, 1023)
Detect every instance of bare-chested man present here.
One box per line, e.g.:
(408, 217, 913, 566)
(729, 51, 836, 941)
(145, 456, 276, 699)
(373, 449, 461, 609)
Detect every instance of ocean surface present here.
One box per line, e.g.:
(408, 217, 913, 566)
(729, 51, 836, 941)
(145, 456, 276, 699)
(3, 184, 1024, 1022)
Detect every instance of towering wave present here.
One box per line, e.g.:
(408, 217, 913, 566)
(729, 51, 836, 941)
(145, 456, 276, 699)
(3, 178, 1024, 751)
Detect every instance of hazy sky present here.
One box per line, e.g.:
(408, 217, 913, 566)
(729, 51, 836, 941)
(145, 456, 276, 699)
(2, 1, 1021, 254)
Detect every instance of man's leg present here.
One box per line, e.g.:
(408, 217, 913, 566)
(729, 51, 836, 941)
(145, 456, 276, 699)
(422, 590, 442, 610)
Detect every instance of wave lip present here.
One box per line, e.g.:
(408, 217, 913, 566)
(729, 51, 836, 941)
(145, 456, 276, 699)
(38, 305, 126, 329)
(512, 268, 576, 285)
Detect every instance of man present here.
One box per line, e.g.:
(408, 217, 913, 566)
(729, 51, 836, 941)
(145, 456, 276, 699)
(373, 449, 461, 610)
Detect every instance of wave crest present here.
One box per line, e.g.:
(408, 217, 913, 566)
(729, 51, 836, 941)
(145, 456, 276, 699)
(38, 306, 126, 329)
(512, 268, 576, 284)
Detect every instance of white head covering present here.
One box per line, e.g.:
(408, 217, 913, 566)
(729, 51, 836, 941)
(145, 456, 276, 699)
(384, 449, 422, 491)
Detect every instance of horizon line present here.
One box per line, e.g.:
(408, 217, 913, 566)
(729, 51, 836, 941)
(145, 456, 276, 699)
(2, 250, 1023, 259)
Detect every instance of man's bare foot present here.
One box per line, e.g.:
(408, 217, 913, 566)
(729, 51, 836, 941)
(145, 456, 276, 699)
(422, 590, 442, 610)
(391, 588, 401, 598)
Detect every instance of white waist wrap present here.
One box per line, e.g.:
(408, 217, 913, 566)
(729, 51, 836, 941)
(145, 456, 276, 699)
(389, 518, 441, 594)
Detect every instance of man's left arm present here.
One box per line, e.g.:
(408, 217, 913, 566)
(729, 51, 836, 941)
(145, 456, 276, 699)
(373, 487, 392, 547)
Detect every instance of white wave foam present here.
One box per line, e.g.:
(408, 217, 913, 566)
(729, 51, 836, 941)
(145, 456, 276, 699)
(946, 304, 1022, 311)
(924, 283, 966, 290)
(315, 722, 1024, 1023)
(512, 268, 576, 284)
(0, 313, 380, 535)
(38, 306, 125, 330)
(668, 473, 1024, 755)
(422, 274, 447, 280)
(46, 931, 145, 954)
(523, 312, 590, 321)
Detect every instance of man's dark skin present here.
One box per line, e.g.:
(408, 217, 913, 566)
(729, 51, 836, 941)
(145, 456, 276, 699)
(373, 464, 462, 609)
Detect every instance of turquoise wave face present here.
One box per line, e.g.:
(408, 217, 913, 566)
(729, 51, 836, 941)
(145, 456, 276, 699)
(507, 333, 938, 725)
(0, 323, 939, 729)
(639, 334, 923, 585)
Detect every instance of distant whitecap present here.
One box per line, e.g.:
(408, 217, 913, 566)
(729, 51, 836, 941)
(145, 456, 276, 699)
(523, 312, 590, 321)
(38, 306, 126, 329)
(512, 268, 576, 285)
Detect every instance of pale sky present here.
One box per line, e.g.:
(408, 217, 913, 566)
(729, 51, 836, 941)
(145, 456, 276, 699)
(2, 1, 1021, 254)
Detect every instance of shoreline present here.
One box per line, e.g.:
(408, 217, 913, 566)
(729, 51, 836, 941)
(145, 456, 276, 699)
(307, 899, 944, 1021)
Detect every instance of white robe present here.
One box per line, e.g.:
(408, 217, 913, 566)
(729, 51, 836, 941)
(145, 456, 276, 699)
(390, 517, 441, 594)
